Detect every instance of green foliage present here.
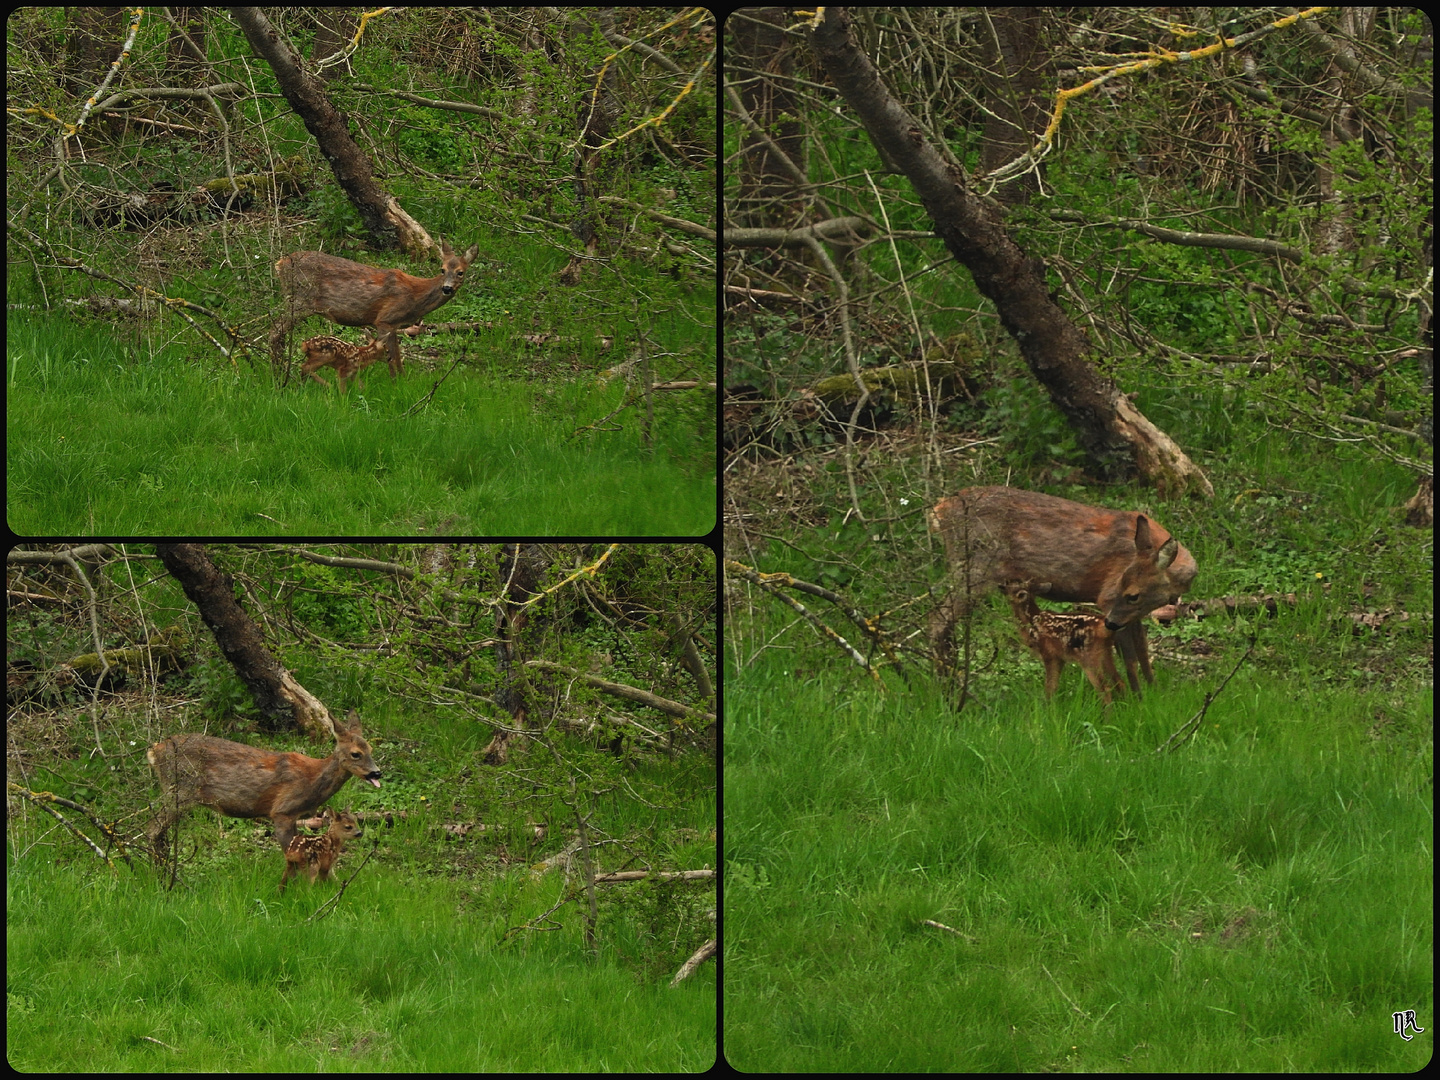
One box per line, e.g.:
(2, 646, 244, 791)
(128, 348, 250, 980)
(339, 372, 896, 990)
(187, 655, 254, 723)
(285, 563, 374, 641)
(303, 180, 367, 240)
(8, 8, 716, 534)
(977, 371, 1086, 471)
(395, 107, 471, 173)
(8, 543, 716, 1069)
(7, 857, 714, 1069)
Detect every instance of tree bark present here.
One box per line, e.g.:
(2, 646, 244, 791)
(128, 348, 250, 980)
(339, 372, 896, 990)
(482, 543, 550, 764)
(228, 6, 431, 255)
(977, 7, 1047, 205)
(154, 543, 335, 737)
(729, 7, 809, 226)
(808, 8, 1212, 495)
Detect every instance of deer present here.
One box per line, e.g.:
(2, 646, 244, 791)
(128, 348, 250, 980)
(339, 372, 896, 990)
(999, 580, 1156, 704)
(279, 808, 363, 893)
(927, 486, 1197, 674)
(270, 238, 479, 379)
(1000, 579, 1124, 703)
(299, 332, 388, 393)
(146, 709, 381, 858)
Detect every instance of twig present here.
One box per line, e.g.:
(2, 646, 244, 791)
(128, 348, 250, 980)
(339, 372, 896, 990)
(1157, 634, 1257, 754)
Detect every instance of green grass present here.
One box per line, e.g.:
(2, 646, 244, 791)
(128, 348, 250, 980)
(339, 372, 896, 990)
(6, 316, 715, 535)
(8, 699, 716, 1070)
(7, 856, 714, 1070)
(721, 335, 1431, 1069)
(724, 645, 1431, 1071)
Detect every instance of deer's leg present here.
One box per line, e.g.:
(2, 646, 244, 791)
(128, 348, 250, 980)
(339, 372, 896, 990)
(272, 815, 299, 852)
(1094, 636, 1124, 701)
(1113, 625, 1142, 695)
(1079, 659, 1115, 704)
(1115, 628, 1141, 694)
(377, 326, 403, 378)
(1114, 622, 1153, 693)
(148, 813, 174, 858)
(927, 595, 964, 674)
(1041, 653, 1064, 698)
(1134, 622, 1154, 685)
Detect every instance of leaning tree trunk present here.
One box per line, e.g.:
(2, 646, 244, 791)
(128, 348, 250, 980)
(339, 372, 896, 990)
(154, 543, 335, 737)
(809, 8, 1212, 497)
(228, 6, 430, 256)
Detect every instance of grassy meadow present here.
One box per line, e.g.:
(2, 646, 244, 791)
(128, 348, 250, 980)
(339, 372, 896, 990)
(6, 291, 715, 536)
(724, 419, 1432, 1071)
(8, 700, 716, 1070)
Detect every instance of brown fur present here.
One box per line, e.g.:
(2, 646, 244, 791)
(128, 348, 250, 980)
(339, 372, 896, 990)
(1000, 580, 1127, 703)
(280, 808, 362, 892)
(300, 333, 388, 392)
(928, 486, 1196, 672)
(147, 709, 381, 856)
(271, 239, 478, 378)
(1111, 619, 1153, 695)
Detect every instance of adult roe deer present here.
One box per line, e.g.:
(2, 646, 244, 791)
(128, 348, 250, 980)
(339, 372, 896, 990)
(271, 238, 479, 378)
(928, 486, 1196, 673)
(146, 709, 381, 857)
(1000, 580, 1151, 704)
(300, 333, 388, 393)
(280, 808, 363, 893)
